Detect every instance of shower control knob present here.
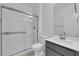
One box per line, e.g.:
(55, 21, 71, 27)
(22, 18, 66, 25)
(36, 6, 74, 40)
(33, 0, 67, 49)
(34, 26, 35, 29)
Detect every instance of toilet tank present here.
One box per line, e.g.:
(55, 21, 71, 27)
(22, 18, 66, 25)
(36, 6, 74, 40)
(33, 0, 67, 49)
(39, 35, 49, 45)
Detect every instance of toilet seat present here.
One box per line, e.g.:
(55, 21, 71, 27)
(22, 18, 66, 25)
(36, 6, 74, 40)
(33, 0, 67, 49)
(32, 43, 43, 48)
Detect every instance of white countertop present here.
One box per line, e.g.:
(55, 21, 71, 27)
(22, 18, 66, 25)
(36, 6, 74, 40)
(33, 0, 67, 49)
(45, 36, 79, 52)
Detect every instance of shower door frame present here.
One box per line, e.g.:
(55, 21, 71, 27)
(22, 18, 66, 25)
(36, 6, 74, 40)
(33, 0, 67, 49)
(0, 5, 38, 56)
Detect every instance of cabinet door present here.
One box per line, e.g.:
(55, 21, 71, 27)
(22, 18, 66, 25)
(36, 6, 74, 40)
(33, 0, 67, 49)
(46, 47, 61, 56)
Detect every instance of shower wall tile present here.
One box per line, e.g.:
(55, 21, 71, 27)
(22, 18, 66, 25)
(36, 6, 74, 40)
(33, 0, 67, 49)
(2, 34, 25, 56)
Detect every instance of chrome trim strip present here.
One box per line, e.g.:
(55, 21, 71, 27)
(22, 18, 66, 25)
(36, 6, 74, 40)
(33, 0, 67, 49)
(1, 5, 37, 17)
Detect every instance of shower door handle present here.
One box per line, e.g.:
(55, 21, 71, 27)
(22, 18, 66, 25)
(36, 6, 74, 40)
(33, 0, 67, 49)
(2, 31, 26, 35)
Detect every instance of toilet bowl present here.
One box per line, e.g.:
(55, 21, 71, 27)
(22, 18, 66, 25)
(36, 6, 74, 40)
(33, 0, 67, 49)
(32, 35, 49, 56)
(32, 43, 44, 56)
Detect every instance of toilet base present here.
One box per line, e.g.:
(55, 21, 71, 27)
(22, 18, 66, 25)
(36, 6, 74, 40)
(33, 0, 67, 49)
(32, 43, 44, 56)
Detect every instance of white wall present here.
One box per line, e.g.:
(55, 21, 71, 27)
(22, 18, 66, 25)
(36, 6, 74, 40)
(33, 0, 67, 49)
(39, 3, 54, 36)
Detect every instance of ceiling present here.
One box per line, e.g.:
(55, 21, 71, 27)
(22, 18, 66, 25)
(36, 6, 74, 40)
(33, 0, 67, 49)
(54, 3, 74, 10)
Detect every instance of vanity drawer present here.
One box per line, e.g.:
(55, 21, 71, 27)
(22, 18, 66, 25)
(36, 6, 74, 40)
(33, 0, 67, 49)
(46, 47, 61, 56)
(46, 41, 74, 56)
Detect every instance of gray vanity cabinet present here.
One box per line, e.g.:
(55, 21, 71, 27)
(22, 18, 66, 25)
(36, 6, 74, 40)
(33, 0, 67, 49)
(45, 41, 79, 56)
(46, 47, 61, 56)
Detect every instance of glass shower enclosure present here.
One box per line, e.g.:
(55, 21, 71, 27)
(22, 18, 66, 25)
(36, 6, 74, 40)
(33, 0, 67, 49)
(0, 5, 38, 56)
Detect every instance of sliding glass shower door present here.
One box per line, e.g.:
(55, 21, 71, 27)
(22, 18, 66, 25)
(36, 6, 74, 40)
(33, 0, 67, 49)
(2, 7, 36, 56)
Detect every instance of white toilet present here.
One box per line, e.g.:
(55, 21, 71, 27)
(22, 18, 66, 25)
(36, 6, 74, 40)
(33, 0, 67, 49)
(32, 43, 44, 56)
(32, 35, 49, 56)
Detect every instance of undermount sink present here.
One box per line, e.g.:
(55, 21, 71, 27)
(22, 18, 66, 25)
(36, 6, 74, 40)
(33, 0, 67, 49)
(63, 39, 72, 44)
(55, 36, 75, 45)
(60, 39, 73, 45)
(58, 36, 79, 46)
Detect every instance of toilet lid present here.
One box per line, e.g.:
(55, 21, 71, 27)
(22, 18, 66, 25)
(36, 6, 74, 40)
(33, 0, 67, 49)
(32, 43, 43, 48)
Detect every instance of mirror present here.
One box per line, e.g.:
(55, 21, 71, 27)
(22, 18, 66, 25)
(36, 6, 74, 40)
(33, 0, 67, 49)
(54, 3, 79, 37)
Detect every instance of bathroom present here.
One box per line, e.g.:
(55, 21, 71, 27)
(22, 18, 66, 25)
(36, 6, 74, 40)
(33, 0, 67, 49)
(0, 3, 79, 56)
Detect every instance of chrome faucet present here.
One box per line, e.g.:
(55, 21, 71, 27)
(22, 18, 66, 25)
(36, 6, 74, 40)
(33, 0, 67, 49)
(60, 32, 66, 40)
